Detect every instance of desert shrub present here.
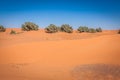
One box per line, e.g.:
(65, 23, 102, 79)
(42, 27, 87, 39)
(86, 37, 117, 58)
(118, 30, 120, 34)
(77, 26, 84, 32)
(21, 22, 39, 31)
(88, 28, 96, 33)
(77, 26, 89, 32)
(72, 64, 120, 80)
(0, 25, 6, 32)
(61, 24, 73, 33)
(45, 24, 58, 33)
(10, 30, 16, 34)
(83, 26, 89, 32)
(96, 27, 102, 32)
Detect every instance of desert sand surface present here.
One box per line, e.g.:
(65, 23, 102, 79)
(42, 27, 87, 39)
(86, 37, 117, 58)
(0, 28, 120, 80)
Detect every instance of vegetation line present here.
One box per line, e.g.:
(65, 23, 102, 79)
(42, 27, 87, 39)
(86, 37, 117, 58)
(0, 22, 120, 34)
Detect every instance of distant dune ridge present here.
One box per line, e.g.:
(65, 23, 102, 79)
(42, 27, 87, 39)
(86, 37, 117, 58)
(0, 28, 120, 80)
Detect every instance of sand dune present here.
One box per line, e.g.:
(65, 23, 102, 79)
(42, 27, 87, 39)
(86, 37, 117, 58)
(0, 29, 120, 80)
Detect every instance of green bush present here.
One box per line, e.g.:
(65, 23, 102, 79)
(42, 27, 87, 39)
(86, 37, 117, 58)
(77, 26, 84, 32)
(10, 30, 16, 34)
(45, 24, 58, 33)
(96, 27, 102, 32)
(61, 24, 73, 33)
(83, 26, 89, 32)
(0, 25, 6, 32)
(21, 22, 39, 31)
(88, 28, 96, 33)
(77, 26, 89, 32)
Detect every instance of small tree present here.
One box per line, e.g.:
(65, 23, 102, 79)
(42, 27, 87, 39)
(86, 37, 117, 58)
(21, 22, 39, 31)
(45, 24, 58, 33)
(0, 25, 6, 32)
(61, 24, 73, 33)
(96, 27, 102, 32)
(10, 30, 16, 34)
(88, 28, 96, 33)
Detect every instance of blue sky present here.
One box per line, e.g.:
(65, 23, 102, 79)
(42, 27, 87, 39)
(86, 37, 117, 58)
(0, 0, 120, 29)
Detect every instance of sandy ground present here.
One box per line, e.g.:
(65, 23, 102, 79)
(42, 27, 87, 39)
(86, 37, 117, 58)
(0, 28, 120, 80)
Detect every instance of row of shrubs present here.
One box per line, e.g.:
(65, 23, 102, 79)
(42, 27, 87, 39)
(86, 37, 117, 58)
(21, 22, 102, 33)
(0, 22, 120, 34)
(45, 24, 73, 33)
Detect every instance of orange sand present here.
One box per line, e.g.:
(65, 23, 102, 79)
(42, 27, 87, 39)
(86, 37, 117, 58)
(0, 28, 120, 80)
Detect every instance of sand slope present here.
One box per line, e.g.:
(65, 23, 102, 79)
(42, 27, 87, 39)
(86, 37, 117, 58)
(0, 29, 120, 80)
